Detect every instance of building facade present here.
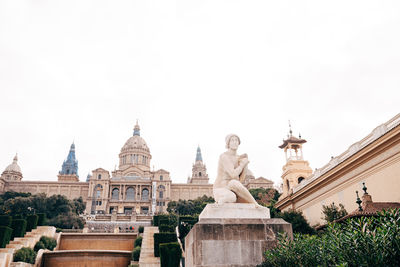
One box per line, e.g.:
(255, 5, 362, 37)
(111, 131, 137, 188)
(276, 113, 400, 225)
(0, 122, 274, 215)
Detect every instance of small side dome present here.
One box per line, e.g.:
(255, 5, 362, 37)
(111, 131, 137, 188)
(4, 154, 21, 173)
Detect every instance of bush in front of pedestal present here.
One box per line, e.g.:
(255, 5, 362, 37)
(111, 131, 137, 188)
(159, 224, 175, 233)
(36, 213, 47, 226)
(38, 236, 57, 251)
(258, 209, 400, 267)
(154, 233, 177, 257)
(160, 242, 182, 267)
(11, 219, 27, 239)
(13, 247, 37, 264)
(132, 246, 141, 261)
(134, 236, 142, 247)
(0, 215, 12, 227)
(178, 215, 197, 250)
(26, 214, 39, 232)
(0, 226, 13, 248)
(138, 226, 144, 233)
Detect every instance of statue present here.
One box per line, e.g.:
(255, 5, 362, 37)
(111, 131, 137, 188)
(213, 134, 262, 207)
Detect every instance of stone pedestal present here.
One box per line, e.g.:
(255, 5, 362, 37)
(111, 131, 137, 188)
(185, 204, 292, 267)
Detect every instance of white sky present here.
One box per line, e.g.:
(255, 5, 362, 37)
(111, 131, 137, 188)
(0, 0, 399, 186)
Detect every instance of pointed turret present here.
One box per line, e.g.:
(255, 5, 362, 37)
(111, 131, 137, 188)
(58, 142, 79, 182)
(195, 146, 203, 162)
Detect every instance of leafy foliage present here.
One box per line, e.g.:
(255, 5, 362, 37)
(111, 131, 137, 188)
(138, 226, 144, 233)
(178, 215, 197, 250)
(26, 214, 38, 232)
(39, 236, 57, 251)
(167, 195, 214, 216)
(11, 219, 27, 239)
(276, 209, 315, 235)
(0, 192, 86, 229)
(321, 202, 348, 223)
(258, 208, 400, 267)
(13, 247, 37, 264)
(249, 188, 281, 217)
(159, 224, 175, 233)
(154, 233, 178, 257)
(0, 215, 12, 227)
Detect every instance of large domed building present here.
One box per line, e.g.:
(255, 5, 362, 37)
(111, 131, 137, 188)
(0, 121, 274, 216)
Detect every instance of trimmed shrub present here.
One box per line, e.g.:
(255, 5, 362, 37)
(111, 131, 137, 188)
(159, 224, 175, 233)
(154, 233, 177, 257)
(138, 226, 144, 233)
(134, 236, 142, 247)
(159, 219, 169, 227)
(132, 246, 141, 261)
(39, 236, 57, 251)
(178, 215, 197, 250)
(12, 214, 22, 220)
(34, 241, 45, 252)
(152, 215, 160, 226)
(11, 219, 27, 239)
(0, 226, 13, 248)
(160, 242, 182, 267)
(37, 213, 47, 226)
(0, 215, 12, 227)
(26, 214, 39, 232)
(13, 247, 37, 264)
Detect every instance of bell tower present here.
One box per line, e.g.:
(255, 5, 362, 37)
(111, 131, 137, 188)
(279, 123, 312, 198)
(187, 146, 209, 184)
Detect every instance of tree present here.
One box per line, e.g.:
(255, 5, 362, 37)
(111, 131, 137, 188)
(321, 202, 348, 223)
(277, 209, 315, 235)
(249, 188, 281, 218)
(167, 195, 214, 216)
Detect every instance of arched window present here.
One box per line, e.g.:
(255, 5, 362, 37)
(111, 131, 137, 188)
(112, 188, 119, 200)
(142, 188, 149, 200)
(160, 175, 163, 181)
(298, 177, 305, 184)
(159, 191, 163, 199)
(126, 187, 135, 200)
(199, 172, 202, 177)
(94, 184, 103, 199)
(66, 169, 70, 174)
(98, 174, 101, 180)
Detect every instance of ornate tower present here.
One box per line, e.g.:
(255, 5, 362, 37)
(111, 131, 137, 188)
(58, 143, 79, 182)
(188, 146, 209, 184)
(279, 124, 312, 198)
(1, 154, 23, 181)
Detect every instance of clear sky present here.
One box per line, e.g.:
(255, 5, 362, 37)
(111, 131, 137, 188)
(0, 0, 399, 186)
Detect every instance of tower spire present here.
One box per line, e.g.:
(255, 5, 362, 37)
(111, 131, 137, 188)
(196, 146, 203, 162)
(133, 120, 140, 136)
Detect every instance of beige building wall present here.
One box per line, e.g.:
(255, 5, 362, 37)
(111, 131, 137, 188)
(276, 114, 400, 226)
(170, 184, 213, 201)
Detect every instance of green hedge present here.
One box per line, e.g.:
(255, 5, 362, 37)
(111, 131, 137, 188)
(0, 226, 13, 248)
(154, 233, 177, 257)
(26, 215, 38, 232)
(0, 215, 12, 227)
(39, 236, 57, 251)
(37, 213, 47, 226)
(138, 226, 144, 233)
(153, 215, 160, 226)
(160, 242, 181, 267)
(132, 246, 141, 261)
(159, 224, 175, 233)
(134, 236, 142, 247)
(11, 219, 27, 239)
(178, 215, 197, 250)
(12, 214, 23, 220)
(13, 247, 37, 264)
(159, 219, 169, 226)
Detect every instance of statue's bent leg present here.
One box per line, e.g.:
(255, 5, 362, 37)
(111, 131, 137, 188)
(227, 180, 258, 205)
(213, 188, 236, 204)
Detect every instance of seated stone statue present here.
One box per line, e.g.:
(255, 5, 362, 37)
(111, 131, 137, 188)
(213, 134, 262, 207)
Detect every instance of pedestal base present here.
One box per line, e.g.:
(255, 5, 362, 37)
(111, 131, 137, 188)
(185, 204, 292, 267)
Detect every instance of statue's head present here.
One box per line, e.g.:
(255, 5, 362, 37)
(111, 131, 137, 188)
(225, 134, 241, 149)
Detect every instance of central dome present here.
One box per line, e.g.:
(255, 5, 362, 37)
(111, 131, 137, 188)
(118, 122, 152, 171)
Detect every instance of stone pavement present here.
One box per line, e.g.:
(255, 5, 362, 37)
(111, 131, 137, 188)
(139, 227, 160, 267)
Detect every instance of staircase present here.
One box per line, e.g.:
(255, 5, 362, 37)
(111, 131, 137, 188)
(138, 227, 160, 267)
